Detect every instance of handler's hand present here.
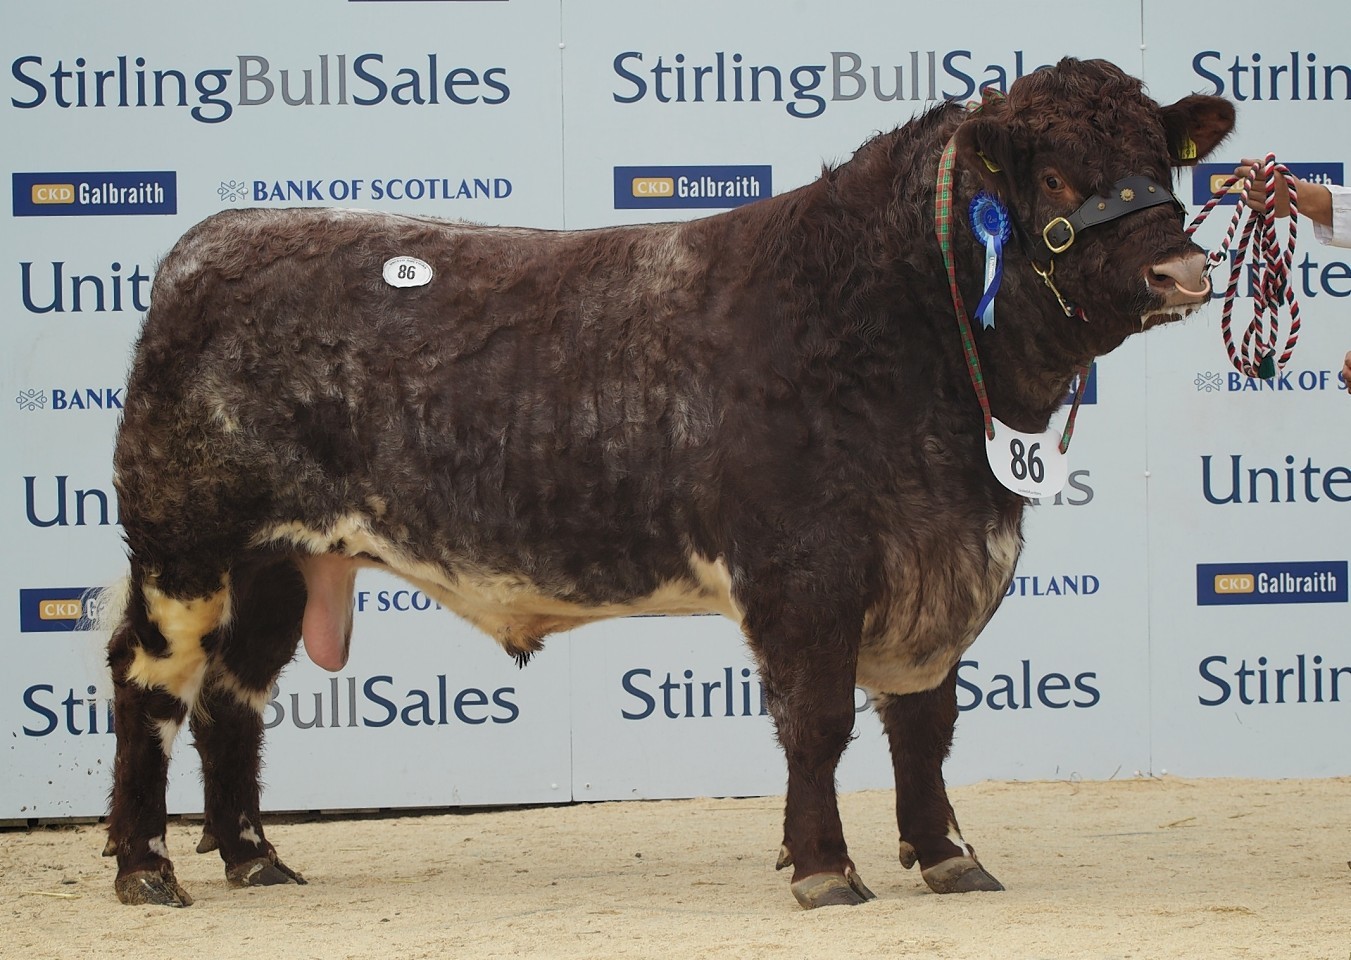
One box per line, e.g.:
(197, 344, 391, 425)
(1235, 158, 1294, 218)
(1343, 351, 1351, 394)
(1232, 161, 1335, 227)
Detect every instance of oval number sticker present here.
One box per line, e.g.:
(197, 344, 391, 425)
(985, 416, 1069, 498)
(382, 256, 433, 288)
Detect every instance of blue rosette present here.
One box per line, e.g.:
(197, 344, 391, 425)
(969, 191, 1011, 329)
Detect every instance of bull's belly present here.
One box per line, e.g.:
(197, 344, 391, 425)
(855, 519, 1021, 696)
(255, 514, 743, 667)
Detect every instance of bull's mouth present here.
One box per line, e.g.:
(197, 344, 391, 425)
(1139, 299, 1206, 329)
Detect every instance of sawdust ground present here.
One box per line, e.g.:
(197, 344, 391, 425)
(2, 777, 1346, 959)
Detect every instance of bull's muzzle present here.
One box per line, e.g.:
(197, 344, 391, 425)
(1148, 251, 1212, 307)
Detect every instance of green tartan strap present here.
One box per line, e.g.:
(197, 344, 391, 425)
(934, 131, 995, 440)
(934, 88, 1090, 454)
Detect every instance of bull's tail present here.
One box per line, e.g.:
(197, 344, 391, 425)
(82, 577, 131, 635)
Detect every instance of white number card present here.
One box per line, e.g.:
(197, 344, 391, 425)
(985, 416, 1069, 498)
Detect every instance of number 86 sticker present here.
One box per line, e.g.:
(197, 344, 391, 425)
(382, 256, 434, 288)
(984, 416, 1069, 498)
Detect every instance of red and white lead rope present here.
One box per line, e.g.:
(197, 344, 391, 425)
(1185, 153, 1301, 379)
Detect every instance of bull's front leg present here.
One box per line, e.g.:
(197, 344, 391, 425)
(874, 665, 1003, 893)
(746, 590, 875, 909)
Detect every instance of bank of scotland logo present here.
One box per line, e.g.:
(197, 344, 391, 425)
(16, 389, 46, 411)
(1194, 371, 1224, 393)
(218, 179, 248, 202)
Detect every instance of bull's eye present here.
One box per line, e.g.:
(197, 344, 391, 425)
(1044, 174, 1063, 191)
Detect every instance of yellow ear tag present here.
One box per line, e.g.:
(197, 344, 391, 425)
(979, 152, 1002, 174)
(1178, 137, 1198, 161)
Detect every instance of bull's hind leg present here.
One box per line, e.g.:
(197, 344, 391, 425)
(745, 586, 875, 909)
(105, 571, 230, 906)
(874, 665, 1003, 893)
(192, 559, 308, 890)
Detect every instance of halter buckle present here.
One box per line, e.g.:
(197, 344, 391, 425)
(1043, 217, 1075, 255)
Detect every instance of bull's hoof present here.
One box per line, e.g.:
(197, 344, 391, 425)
(226, 856, 307, 888)
(790, 870, 877, 909)
(921, 856, 1005, 894)
(115, 869, 194, 907)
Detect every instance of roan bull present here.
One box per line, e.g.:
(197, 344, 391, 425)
(103, 57, 1234, 909)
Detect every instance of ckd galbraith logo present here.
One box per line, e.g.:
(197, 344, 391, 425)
(1189, 161, 1342, 206)
(614, 165, 771, 210)
(1196, 561, 1348, 605)
(18, 586, 105, 632)
(12, 171, 176, 217)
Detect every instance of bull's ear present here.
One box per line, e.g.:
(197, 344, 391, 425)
(1161, 94, 1235, 166)
(953, 113, 1017, 198)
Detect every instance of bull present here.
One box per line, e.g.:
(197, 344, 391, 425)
(102, 57, 1233, 908)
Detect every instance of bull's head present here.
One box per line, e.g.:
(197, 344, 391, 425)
(953, 58, 1234, 355)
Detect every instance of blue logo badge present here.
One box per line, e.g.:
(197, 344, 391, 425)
(12, 171, 177, 217)
(614, 165, 771, 210)
(1191, 162, 1342, 206)
(19, 587, 104, 632)
(1196, 561, 1348, 605)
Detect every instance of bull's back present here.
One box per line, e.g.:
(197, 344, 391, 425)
(117, 207, 734, 603)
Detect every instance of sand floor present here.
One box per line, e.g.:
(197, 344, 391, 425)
(2, 777, 1346, 959)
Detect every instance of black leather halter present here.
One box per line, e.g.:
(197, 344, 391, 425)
(1032, 175, 1185, 261)
(1013, 174, 1185, 316)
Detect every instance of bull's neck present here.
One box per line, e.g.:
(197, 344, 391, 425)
(742, 111, 1089, 435)
(933, 168, 1093, 434)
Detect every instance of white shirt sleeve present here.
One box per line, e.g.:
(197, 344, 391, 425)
(1312, 182, 1351, 248)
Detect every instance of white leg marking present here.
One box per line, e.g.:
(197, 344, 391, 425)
(148, 835, 169, 858)
(238, 814, 262, 847)
(215, 668, 273, 715)
(946, 824, 974, 858)
(155, 719, 181, 758)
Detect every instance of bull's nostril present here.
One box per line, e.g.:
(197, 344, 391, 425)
(1149, 254, 1210, 300)
(1150, 268, 1210, 299)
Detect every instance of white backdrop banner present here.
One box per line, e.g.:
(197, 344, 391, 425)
(2, 0, 1347, 820)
